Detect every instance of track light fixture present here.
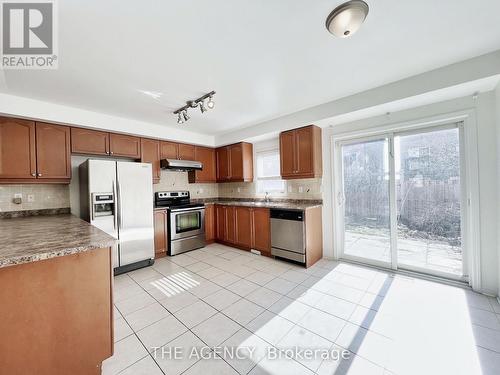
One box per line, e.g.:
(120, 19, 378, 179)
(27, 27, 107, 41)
(207, 95, 215, 109)
(173, 91, 216, 124)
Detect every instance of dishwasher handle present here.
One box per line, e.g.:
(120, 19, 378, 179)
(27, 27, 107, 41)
(270, 209, 304, 221)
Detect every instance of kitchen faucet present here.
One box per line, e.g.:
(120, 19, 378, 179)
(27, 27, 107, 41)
(264, 192, 270, 202)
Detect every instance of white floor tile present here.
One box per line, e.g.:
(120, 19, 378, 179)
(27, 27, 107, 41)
(192, 313, 242, 347)
(298, 308, 346, 342)
(245, 311, 294, 346)
(268, 296, 311, 323)
(223, 299, 265, 326)
(124, 303, 171, 332)
(227, 279, 260, 297)
(249, 356, 314, 375)
(203, 289, 241, 310)
(159, 290, 199, 313)
(246, 287, 282, 309)
(153, 331, 205, 375)
(183, 356, 239, 375)
(117, 355, 164, 375)
(174, 300, 217, 328)
(264, 278, 298, 295)
(245, 271, 276, 286)
(221, 328, 271, 374)
(115, 292, 156, 316)
(277, 325, 332, 372)
(114, 318, 133, 342)
(101, 335, 148, 375)
(211, 272, 242, 287)
(136, 315, 187, 352)
(314, 294, 357, 320)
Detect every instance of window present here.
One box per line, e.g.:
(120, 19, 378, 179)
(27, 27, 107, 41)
(256, 149, 285, 193)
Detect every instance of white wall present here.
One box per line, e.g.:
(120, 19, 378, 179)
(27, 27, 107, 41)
(321, 92, 499, 295)
(496, 84, 500, 297)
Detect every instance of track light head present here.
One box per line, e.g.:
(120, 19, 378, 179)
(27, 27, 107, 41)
(199, 100, 207, 114)
(182, 110, 190, 122)
(207, 95, 215, 109)
(177, 113, 184, 124)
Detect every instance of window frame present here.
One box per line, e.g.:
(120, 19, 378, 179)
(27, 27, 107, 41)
(255, 148, 285, 193)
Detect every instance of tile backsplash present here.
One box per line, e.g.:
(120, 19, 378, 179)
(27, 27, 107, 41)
(154, 170, 219, 199)
(218, 178, 322, 200)
(0, 172, 321, 213)
(0, 184, 70, 212)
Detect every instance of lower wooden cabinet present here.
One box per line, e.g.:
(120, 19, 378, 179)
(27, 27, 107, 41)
(251, 208, 271, 255)
(154, 209, 168, 258)
(215, 204, 270, 254)
(204, 204, 215, 243)
(235, 206, 252, 248)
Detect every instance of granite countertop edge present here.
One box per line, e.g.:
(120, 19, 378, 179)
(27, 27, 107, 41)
(0, 214, 117, 269)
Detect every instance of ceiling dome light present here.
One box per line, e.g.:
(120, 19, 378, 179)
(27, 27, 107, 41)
(207, 95, 215, 109)
(326, 0, 369, 38)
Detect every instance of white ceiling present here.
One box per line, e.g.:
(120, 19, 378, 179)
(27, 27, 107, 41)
(1, 0, 500, 136)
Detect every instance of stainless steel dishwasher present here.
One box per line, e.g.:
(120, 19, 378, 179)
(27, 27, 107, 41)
(270, 209, 305, 263)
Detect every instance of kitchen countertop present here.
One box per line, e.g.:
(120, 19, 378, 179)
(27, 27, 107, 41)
(204, 200, 322, 210)
(0, 214, 116, 269)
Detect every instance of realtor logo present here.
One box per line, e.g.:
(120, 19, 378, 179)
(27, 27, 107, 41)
(1, 0, 58, 69)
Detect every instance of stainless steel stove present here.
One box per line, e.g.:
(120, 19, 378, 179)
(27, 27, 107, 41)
(154, 191, 205, 256)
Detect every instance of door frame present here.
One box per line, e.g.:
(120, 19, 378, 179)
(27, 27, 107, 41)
(331, 109, 481, 290)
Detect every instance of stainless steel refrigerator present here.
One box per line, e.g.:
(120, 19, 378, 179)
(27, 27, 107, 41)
(79, 159, 154, 274)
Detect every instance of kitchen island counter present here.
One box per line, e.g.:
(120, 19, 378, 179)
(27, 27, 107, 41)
(0, 214, 116, 269)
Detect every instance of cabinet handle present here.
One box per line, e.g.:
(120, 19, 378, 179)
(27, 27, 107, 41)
(37, 173, 42, 177)
(31, 173, 36, 177)
(110, 151, 114, 155)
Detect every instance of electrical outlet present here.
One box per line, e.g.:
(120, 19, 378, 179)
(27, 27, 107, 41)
(27, 194, 35, 202)
(237, 187, 241, 193)
(13, 193, 22, 204)
(298, 186, 304, 193)
(288, 185, 293, 193)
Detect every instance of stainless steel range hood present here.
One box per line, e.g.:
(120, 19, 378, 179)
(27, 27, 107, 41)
(160, 159, 203, 171)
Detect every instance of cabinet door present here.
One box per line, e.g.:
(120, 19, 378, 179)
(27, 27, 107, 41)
(252, 208, 271, 254)
(216, 147, 229, 181)
(140, 138, 161, 183)
(225, 206, 236, 244)
(190, 146, 216, 183)
(160, 141, 178, 160)
(71, 128, 109, 156)
(280, 130, 296, 177)
(0, 117, 36, 179)
(109, 133, 141, 158)
(216, 205, 226, 241)
(295, 126, 314, 176)
(235, 207, 252, 249)
(204, 204, 215, 242)
(35, 122, 71, 180)
(154, 210, 167, 258)
(229, 144, 243, 181)
(178, 144, 195, 160)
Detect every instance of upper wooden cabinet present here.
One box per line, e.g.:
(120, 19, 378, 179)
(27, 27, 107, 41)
(35, 123, 71, 180)
(71, 128, 141, 159)
(0, 117, 36, 180)
(71, 128, 109, 156)
(0, 118, 71, 183)
(216, 142, 253, 182)
(189, 146, 216, 183)
(109, 133, 141, 158)
(280, 125, 322, 179)
(160, 141, 195, 160)
(140, 138, 161, 183)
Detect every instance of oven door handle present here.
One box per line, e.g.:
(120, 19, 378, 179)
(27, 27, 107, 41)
(170, 207, 205, 213)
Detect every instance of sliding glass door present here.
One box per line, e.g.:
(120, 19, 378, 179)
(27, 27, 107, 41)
(341, 137, 392, 266)
(337, 124, 466, 280)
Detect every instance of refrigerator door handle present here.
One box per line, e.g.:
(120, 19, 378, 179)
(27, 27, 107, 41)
(112, 179, 118, 230)
(116, 179, 123, 230)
